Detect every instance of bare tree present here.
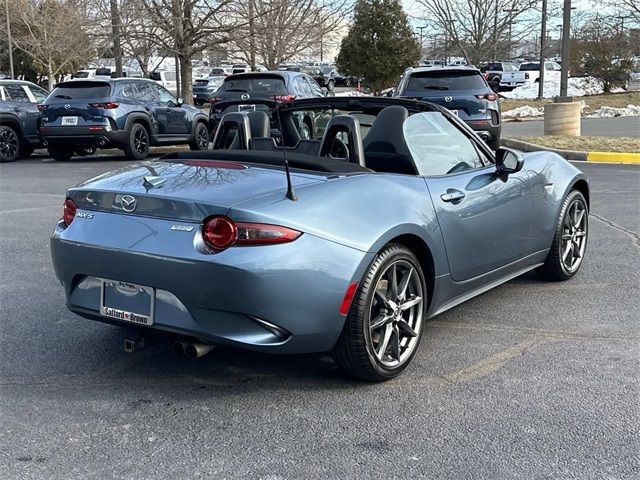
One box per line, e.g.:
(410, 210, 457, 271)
(415, 0, 538, 64)
(1, 0, 95, 89)
(231, 0, 350, 69)
(139, 0, 240, 102)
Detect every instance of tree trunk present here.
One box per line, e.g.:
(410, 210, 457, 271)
(179, 53, 192, 104)
(47, 63, 54, 91)
(110, 0, 123, 77)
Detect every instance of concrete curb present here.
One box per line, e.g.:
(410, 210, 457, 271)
(502, 138, 640, 164)
(502, 138, 588, 161)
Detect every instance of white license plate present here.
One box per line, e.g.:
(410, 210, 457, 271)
(61, 116, 78, 126)
(100, 279, 155, 326)
(448, 109, 458, 116)
(238, 104, 256, 112)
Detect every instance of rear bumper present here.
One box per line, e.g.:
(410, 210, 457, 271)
(40, 127, 129, 148)
(463, 119, 501, 142)
(50, 216, 368, 354)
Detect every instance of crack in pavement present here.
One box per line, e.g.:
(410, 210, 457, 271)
(590, 212, 640, 248)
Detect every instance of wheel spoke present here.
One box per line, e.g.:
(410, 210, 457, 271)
(562, 233, 572, 240)
(575, 231, 586, 237)
(399, 295, 422, 311)
(397, 319, 418, 338)
(397, 267, 413, 300)
(375, 289, 390, 307)
(376, 324, 392, 360)
(575, 208, 585, 228)
(370, 313, 390, 331)
(561, 242, 572, 262)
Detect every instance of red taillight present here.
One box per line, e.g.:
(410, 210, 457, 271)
(482, 72, 489, 80)
(235, 223, 301, 245)
(63, 198, 77, 226)
(273, 95, 296, 103)
(475, 93, 497, 101)
(201, 216, 301, 250)
(203, 216, 237, 250)
(37, 104, 48, 111)
(339, 282, 359, 315)
(209, 96, 223, 104)
(525, 72, 530, 80)
(90, 102, 119, 109)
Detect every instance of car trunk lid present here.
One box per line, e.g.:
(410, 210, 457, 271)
(68, 158, 326, 222)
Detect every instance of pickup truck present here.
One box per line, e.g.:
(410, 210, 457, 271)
(518, 61, 563, 84)
(479, 62, 527, 92)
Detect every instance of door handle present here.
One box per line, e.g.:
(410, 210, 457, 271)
(144, 106, 150, 111)
(13, 108, 21, 112)
(440, 189, 466, 203)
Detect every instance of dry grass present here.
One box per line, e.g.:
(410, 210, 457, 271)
(510, 136, 640, 153)
(500, 91, 640, 113)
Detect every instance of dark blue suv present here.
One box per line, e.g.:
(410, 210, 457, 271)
(39, 78, 209, 161)
(1, 80, 48, 162)
(394, 66, 501, 150)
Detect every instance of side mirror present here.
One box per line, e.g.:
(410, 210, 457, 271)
(386, 90, 394, 97)
(495, 147, 524, 174)
(176, 97, 184, 106)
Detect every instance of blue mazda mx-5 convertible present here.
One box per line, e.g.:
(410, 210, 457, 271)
(51, 97, 589, 381)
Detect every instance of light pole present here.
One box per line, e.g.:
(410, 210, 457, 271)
(538, 0, 547, 99)
(417, 26, 428, 58)
(559, 0, 572, 97)
(5, 0, 14, 79)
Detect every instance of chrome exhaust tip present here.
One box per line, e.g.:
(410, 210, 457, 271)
(186, 342, 214, 359)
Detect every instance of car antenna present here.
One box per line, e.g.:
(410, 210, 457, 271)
(273, 100, 298, 201)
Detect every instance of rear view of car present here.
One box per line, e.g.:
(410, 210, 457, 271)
(38, 79, 209, 161)
(192, 76, 225, 105)
(395, 67, 501, 149)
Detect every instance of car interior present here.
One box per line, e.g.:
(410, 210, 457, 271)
(164, 102, 492, 176)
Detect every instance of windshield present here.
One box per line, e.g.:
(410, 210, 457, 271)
(220, 76, 288, 95)
(406, 71, 486, 92)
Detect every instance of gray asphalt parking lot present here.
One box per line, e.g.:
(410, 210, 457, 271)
(0, 155, 638, 479)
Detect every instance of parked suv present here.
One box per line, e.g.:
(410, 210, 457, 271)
(38, 78, 209, 161)
(0, 80, 48, 162)
(208, 71, 325, 134)
(192, 76, 225, 105)
(394, 66, 501, 150)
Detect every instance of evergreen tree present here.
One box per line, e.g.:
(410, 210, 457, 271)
(336, 0, 420, 92)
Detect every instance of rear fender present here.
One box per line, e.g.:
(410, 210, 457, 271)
(0, 114, 24, 137)
(123, 113, 154, 139)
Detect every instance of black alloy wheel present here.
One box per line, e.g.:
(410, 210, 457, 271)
(0, 126, 20, 163)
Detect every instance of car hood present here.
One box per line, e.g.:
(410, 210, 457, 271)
(68, 159, 326, 222)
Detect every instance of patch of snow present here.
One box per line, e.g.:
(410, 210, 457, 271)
(586, 104, 640, 118)
(502, 105, 544, 119)
(501, 76, 623, 99)
(335, 90, 369, 97)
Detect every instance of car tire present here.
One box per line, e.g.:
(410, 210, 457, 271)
(0, 125, 20, 163)
(326, 80, 335, 91)
(48, 146, 74, 161)
(332, 244, 427, 381)
(189, 122, 209, 151)
(536, 190, 588, 282)
(123, 123, 149, 160)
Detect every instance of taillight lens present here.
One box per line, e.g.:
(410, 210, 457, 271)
(208, 96, 223, 104)
(203, 216, 237, 250)
(37, 104, 48, 111)
(273, 95, 296, 103)
(202, 216, 301, 250)
(90, 102, 119, 109)
(63, 198, 77, 226)
(475, 93, 497, 101)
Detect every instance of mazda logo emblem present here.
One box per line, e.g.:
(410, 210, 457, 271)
(120, 195, 137, 213)
(241, 93, 250, 100)
(64, 104, 71, 109)
(444, 96, 452, 102)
